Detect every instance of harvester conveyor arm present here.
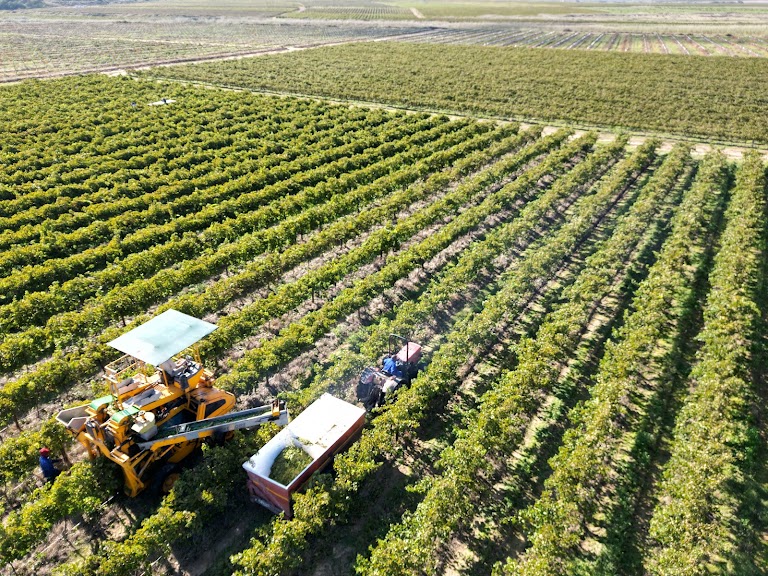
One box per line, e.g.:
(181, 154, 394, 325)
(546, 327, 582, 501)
(137, 405, 289, 451)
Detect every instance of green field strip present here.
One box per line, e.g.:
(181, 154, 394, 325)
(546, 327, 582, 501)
(0, 90, 395, 194)
(0, 80, 344, 202)
(505, 152, 729, 576)
(0, 115, 453, 302)
(645, 153, 767, 576)
(148, 43, 768, 144)
(0, 104, 383, 245)
(751, 193, 768, 573)
(0, 79, 195, 185)
(0, 100, 329, 216)
(0, 20, 411, 84)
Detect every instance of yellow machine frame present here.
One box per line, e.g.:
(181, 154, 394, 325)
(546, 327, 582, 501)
(57, 311, 237, 496)
(57, 310, 289, 496)
(62, 350, 235, 496)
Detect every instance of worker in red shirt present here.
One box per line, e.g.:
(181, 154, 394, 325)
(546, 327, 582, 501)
(39, 447, 61, 483)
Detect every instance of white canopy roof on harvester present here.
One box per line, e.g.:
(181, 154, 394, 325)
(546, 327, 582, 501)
(107, 309, 217, 366)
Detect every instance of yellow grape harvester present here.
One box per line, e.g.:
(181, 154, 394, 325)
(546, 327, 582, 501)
(56, 310, 288, 496)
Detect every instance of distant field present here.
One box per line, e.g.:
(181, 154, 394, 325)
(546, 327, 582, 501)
(404, 27, 768, 56)
(280, 0, 602, 19)
(48, 0, 297, 17)
(0, 18, 422, 81)
(280, 3, 416, 20)
(149, 42, 768, 144)
(403, 0, 601, 17)
(603, 2, 768, 14)
(3, 0, 768, 82)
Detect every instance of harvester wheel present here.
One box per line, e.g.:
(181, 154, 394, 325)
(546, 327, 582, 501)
(152, 463, 181, 495)
(162, 470, 181, 494)
(211, 430, 235, 446)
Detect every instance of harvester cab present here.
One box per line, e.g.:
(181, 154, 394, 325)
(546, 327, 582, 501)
(356, 334, 422, 411)
(56, 310, 288, 496)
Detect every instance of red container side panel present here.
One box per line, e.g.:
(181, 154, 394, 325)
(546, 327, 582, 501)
(247, 476, 292, 516)
(245, 409, 366, 518)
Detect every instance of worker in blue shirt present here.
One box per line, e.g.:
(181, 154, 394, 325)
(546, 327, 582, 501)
(39, 447, 61, 482)
(382, 356, 402, 379)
